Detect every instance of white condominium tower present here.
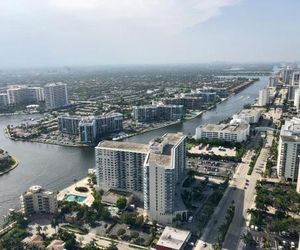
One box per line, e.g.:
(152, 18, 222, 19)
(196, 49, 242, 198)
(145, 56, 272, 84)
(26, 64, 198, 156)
(95, 133, 187, 224)
(0, 93, 9, 106)
(20, 185, 58, 216)
(144, 133, 186, 224)
(44, 82, 69, 110)
(6, 86, 44, 104)
(294, 89, 300, 112)
(95, 140, 149, 199)
(258, 88, 269, 106)
(291, 71, 300, 85)
(277, 117, 300, 181)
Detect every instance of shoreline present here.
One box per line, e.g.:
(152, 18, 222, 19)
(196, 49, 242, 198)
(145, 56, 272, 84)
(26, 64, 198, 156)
(3, 79, 259, 147)
(0, 157, 19, 176)
(119, 110, 206, 141)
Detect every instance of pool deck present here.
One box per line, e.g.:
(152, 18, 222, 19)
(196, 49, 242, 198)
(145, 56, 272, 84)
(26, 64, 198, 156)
(57, 177, 95, 206)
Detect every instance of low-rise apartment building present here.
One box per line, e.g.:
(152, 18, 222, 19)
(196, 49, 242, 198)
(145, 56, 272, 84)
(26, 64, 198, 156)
(163, 96, 203, 110)
(133, 104, 184, 122)
(20, 185, 58, 216)
(195, 121, 250, 142)
(232, 108, 261, 124)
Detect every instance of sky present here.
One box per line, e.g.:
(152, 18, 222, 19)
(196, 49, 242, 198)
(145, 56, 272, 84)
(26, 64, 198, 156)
(0, 0, 300, 68)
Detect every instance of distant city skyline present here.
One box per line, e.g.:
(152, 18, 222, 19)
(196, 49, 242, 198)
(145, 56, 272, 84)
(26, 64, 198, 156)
(1, 0, 300, 68)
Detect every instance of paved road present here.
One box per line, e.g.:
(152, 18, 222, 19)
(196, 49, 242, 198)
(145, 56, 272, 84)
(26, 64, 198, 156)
(194, 150, 254, 250)
(194, 132, 273, 250)
(223, 133, 273, 250)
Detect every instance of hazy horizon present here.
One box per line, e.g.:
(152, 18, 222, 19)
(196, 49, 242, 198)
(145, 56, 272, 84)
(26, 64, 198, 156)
(1, 0, 300, 68)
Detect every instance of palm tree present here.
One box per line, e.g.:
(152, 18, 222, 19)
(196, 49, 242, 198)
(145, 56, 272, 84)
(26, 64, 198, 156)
(107, 240, 118, 250)
(51, 218, 58, 234)
(36, 225, 42, 235)
(74, 178, 78, 188)
(240, 232, 256, 246)
(78, 236, 84, 246)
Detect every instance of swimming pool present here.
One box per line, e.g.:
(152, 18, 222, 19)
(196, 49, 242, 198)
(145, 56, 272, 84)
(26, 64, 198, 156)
(65, 194, 87, 203)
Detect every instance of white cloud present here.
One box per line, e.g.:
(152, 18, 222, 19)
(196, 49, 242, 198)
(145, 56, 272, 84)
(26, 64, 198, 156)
(47, 0, 240, 31)
(0, 0, 240, 34)
(0, 0, 241, 67)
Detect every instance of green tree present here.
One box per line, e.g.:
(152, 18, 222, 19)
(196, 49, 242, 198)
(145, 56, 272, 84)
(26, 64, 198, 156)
(84, 239, 100, 250)
(117, 228, 126, 236)
(106, 240, 118, 250)
(240, 232, 256, 246)
(130, 231, 139, 239)
(116, 197, 127, 210)
(58, 229, 77, 250)
(36, 225, 42, 235)
(135, 215, 144, 227)
(121, 212, 130, 224)
(51, 218, 58, 234)
(0, 228, 27, 250)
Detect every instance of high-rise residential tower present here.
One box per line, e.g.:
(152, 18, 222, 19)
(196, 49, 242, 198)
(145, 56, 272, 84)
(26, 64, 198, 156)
(0, 93, 9, 106)
(277, 117, 300, 181)
(95, 140, 148, 199)
(95, 133, 187, 224)
(292, 71, 300, 86)
(144, 133, 187, 224)
(258, 88, 269, 106)
(44, 83, 68, 110)
(79, 113, 123, 144)
(6, 86, 44, 105)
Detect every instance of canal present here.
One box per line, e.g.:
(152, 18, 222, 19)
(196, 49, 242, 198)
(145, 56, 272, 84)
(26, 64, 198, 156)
(0, 76, 268, 219)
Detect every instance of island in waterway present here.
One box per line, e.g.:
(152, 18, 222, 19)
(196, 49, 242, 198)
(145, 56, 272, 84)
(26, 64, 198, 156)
(0, 149, 19, 176)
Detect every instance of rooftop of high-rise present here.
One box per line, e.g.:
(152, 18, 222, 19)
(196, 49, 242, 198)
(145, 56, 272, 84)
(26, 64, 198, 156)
(96, 140, 149, 154)
(148, 133, 186, 168)
(281, 117, 300, 141)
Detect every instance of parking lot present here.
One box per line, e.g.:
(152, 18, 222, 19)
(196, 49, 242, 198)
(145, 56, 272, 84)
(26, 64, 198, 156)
(187, 158, 237, 178)
(249, 229, 298, 250)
